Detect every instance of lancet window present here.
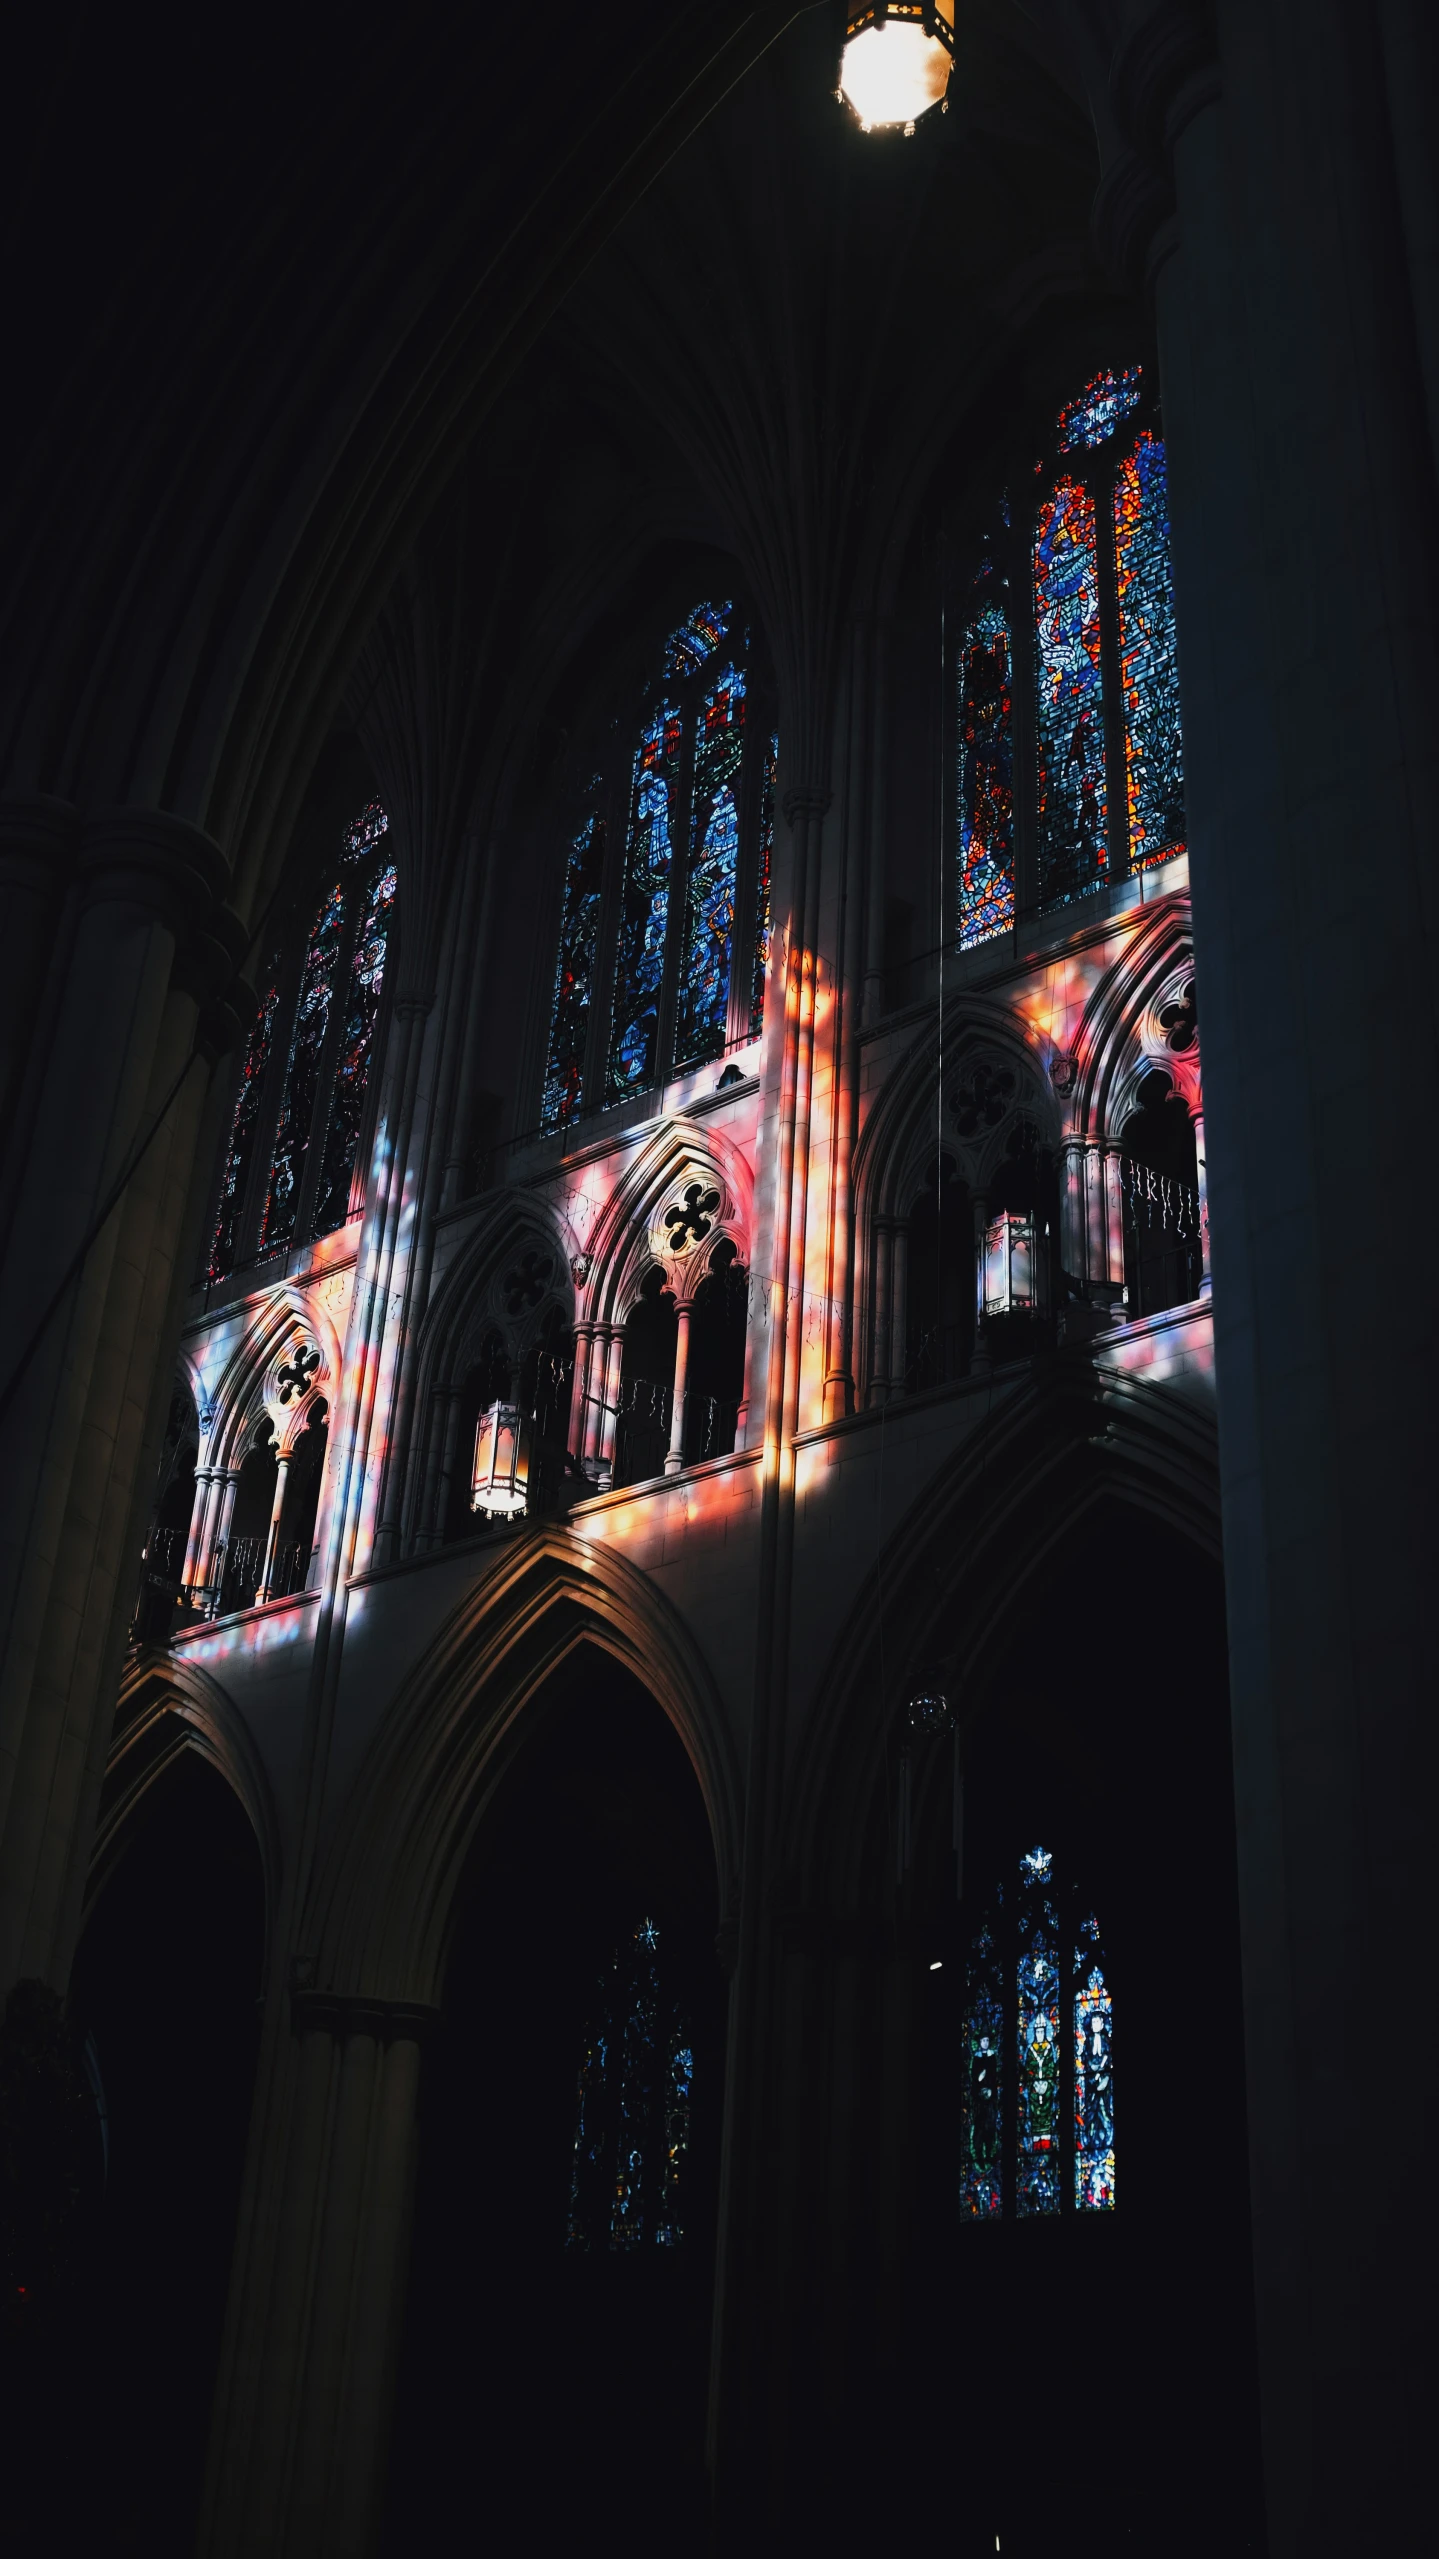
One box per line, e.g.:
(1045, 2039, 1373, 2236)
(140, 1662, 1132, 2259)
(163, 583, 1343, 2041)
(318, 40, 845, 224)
(541, 602, 777, 1134)
(567, 1918, 693, 2249)
(208, 805, 396, 1282)
(961, 1844, 1116, 2221)
(953, 364, 1185, 943)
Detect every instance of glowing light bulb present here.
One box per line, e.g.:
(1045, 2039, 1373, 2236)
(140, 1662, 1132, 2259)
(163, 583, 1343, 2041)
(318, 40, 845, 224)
(929, 1959, 943, 1971)
(839, 6, 953, 133)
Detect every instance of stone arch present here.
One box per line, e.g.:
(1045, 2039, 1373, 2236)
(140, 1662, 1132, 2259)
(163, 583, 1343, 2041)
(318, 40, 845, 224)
(1067, 905, 1201, 1146)
(783, 1360, 1221, 1926)
(302, 1525, 742, 2008)
(404, 1197, 576, 1545)
(88, 1651, 281, 1942)
(199, 1283, 342, 1472)
(575, 1113, 752, 1326)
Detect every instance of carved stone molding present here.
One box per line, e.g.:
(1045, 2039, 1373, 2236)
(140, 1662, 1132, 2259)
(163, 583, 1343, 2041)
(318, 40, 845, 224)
(290, 1988, 443, 2045)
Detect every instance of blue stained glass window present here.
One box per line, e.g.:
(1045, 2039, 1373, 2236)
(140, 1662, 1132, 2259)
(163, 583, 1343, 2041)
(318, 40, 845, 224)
(567, 1918, 693, 2250)
(750, 736, 776, 1039)
(312, 855, 396, 1236)
(957, 598, 1015, 947)
(608, 704, 682, 1101)
(261, 878, 346, 1251)
(1034, 477, 1107, 903)
(1114, 430, 1185, 871)
(1016, 1852, 1062, 2216)
(664, 598, 732, 680)
(209, 947, 283, 1280)
(1074, 1915, 1116, 2211)
(961, 1909, 1005, 2219)
(543, 810, 608, 1130)
(1056, 364, 1143, 453)
(676, 664, 746, 1065)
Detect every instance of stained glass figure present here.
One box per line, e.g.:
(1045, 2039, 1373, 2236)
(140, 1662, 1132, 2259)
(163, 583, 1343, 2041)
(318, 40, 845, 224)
(209, 949, 282, 1280)
(608, 704, 682, 1101)
(312, 859, 396, 1236)
(542, 811, 608, 1129)
(343, 798, 390, 865)
(961, 1912, 1005, 2219)
(1056, 364, 1143, 453)
(1016, 1850, 1062, 2215)
(750, 736, 777, 1038)
(1113, 430, 1185, 870)
(676, 664, 746, 1065)
(567, 1918, 693, 2250)
(957, 599, 1015, 947)
(260, 879, 346, 1251)
(1074, 1917, 1116, 2211)
(664, 598, 732, 680)
(1034, 477, 1107, 902)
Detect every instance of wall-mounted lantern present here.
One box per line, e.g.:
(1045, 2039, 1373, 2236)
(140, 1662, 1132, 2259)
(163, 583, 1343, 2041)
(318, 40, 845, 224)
(471, 1400, 529, 1520)
(839, 3, 954, 135)
(980, 1208, 1048, 1323)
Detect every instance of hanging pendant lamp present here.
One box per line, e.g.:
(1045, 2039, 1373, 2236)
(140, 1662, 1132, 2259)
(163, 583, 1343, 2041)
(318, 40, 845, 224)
(471, 1399, 530, 1519)
(838, 3, 954, 135)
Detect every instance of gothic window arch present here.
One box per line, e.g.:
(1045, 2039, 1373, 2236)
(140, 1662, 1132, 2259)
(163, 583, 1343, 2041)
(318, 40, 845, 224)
(567, 1918, 693, 2250)
(208, 803, 397, 1281)
(962, 1843, 1116, 2221)
(541, 601, 777, 1134)
(953, 364, 1185, 945)
(1119, 1068, 1202, 1317)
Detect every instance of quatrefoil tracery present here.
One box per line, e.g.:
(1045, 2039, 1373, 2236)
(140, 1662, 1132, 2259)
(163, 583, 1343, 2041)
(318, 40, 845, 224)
(663, 1183, 721, 1254)
(503, 1249, 553, 1315)
(275, 1341, 321, 1405)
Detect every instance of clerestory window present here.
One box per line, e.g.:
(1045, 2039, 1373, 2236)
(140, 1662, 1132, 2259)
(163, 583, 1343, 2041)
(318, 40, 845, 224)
(954, 364, 1185, 946)
(961, 1843, 1116, 2220)
(208, 804, 396, 1281)
(541, 600, 777, 1134)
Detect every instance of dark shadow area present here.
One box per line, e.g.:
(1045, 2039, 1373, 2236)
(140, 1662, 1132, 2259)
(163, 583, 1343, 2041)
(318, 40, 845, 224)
(17, 1752, 266, 2559)
(614, 1266, 677, 1486)
(906, 1153, 973, 1390)
(383, 1649, 725, 2551)
(898, 1503, 1266, 2557)
(684, 1237, 748, 1461)
(1121, 1069, 1202, 1316)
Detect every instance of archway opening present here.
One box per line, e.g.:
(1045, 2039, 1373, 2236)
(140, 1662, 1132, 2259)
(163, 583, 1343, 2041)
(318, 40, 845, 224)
(384, 1646, 724, 2546)
(63, 1748, 265, 2557)
(614, 1265, 677, 1486)
(1120, 1069, 1202, 1316)
(220, 1421, 277, 1611)
(683, 1236, 748, 1460)
(273, 1396, 327, 1595)
(902, 1500, 1264, 2556)
(905, 1153, 972, 1391)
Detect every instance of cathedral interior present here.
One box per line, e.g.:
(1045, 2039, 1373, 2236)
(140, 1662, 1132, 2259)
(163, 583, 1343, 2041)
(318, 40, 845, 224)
(1, 4, 1433, 2553)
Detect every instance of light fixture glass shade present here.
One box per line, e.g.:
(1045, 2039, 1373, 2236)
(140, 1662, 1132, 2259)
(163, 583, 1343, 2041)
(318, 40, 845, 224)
(471, 1399, 529, 1518)
(981, 1209, 1047, 1320)
(840, 4, 953, 132)
(908, 1688, 954, 1735)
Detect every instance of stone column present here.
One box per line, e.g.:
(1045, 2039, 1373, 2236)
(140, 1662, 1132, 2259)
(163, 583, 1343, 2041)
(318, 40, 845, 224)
(887, 1220, 909, 1397)
(595, 1330, 624, 1488)
(664, 1302, 692, 1474)
(200, 1993, 434, 2559)
(867, 1223, 892, 1406)
(181, 1465, 219, 1599)
(258, 1453, 292, 1602)
(1192, 1109, 1211, 1289)
(205, 1470, 240, 1615)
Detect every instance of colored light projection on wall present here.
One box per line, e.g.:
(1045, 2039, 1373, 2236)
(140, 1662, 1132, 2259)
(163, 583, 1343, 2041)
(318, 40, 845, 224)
(961, 1906, 1005, 2218)
(260, 879, 346, 1251)
(1016, 1846, 1062, 2216)
(567, 1918, 693, 2250)
(542, 810, 608, 1131)
(750, 736, 777, 1039)
(1034, 478, 1107, 903)
(209, 950, 282, 1279)
(312, 856, 397, 1235)
(957, 598, 1015, 946)
(1074, 1914, 1116, 2211)
(676, 665, 746, 1066)
(1057, 364, 1143, 453)
(1114, 430, 1185, 870)
(608, 704, 682, 1101)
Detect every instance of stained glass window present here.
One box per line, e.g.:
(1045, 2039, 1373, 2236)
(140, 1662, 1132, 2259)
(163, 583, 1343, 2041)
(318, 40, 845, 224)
(311, 855, 396, 1235)
(567, 1918, 693, 2250)
(259, 878, 346, 1251)
(608, 703, 682, 1101)
(1113, 430, 1185, 869)
(676, 664, 746, 1066)
(1056, 364, 1143, 453)
(664, 598, 731, 679)
(959, 1844, 1116, 2221)
(1034, 477, 1107, 903)
(750, 736, 776, 1038)
(956, 599, 1015, 946)
(542, 809, 607, 1131)
(209, 946, 282, 1280)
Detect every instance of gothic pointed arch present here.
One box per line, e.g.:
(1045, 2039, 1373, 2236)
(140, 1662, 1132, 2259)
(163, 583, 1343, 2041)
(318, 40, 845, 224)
(91, 1652, 281, 1936)
(200, 1283, 341, 1473)
(576, 1112, 753, 1327)
(301, 1526, 742, 2011)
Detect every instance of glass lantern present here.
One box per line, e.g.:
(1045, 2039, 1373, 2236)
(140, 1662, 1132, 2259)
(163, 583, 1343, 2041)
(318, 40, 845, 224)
(981, 1208, 1048, 1322)
(839, 3, 954, 135)
(471, 1399, 529, 1519)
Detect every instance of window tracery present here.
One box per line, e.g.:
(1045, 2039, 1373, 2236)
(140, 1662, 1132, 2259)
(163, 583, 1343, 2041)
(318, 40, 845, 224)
(567, 1918, 693, 2251)
(541, 602, 776, 1133)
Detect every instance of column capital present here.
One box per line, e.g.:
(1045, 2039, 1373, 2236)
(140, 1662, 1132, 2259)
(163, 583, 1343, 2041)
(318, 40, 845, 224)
(289, 1987, 443, 2046)
(781, 784, 832, 825)
(78, 807, 252, 1046)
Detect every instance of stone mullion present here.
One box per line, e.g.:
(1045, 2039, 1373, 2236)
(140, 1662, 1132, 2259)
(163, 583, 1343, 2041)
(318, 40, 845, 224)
(726, 676, 770, 1054)
(1007, 485, 1041, 919)
(655, 683, 698, 1084)
(236, 922, 307, 1269)
(583, 756, 632, 1114)
(1093, 447, 1131, 885)
(291, 882, 364, 1251)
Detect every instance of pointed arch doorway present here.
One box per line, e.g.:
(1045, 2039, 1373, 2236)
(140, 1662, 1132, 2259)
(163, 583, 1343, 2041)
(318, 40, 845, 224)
(382, 1646, 725, 2545)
